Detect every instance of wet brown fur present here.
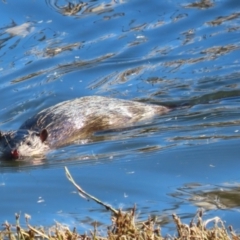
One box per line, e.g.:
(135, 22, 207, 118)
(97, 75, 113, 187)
(0, 96, 169, 158)
(20, 96, 169, 148)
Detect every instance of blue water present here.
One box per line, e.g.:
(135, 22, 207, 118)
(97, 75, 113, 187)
(0, 0, 240, 234)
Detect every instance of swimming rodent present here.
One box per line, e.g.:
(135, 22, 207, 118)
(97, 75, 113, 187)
(0, 96, 169, 160)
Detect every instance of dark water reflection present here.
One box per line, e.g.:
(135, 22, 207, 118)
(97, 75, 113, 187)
(172, 183, 240, 210)
(0, 0, 240, 233)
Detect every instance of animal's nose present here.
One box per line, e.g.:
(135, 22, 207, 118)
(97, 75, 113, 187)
(11, 149, 19, 159)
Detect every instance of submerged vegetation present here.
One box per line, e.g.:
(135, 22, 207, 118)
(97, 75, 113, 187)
(1, 167, 239, 240)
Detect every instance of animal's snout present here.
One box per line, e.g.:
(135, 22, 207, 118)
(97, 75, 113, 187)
(11, 149, 19, 159)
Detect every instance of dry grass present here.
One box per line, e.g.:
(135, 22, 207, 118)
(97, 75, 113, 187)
(1, 167, 239, 240)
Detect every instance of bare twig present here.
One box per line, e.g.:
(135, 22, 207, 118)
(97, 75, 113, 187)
(65, 166, 118, 215)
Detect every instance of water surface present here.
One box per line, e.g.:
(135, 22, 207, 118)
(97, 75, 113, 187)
(0, 0, 240, 234)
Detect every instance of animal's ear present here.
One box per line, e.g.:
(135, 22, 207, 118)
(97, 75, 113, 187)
(40, 129, 48, 142)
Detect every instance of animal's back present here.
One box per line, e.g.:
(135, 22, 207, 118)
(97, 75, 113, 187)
(20, 96, 169, 148)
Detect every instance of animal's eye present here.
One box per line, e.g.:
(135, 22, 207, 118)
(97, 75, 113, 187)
(27, 141, 32, 147)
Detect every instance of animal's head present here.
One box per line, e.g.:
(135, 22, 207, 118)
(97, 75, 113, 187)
(0, 129, 49, 160)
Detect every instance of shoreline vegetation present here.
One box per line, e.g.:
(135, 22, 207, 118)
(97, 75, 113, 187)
(1, 167, 239, 240)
